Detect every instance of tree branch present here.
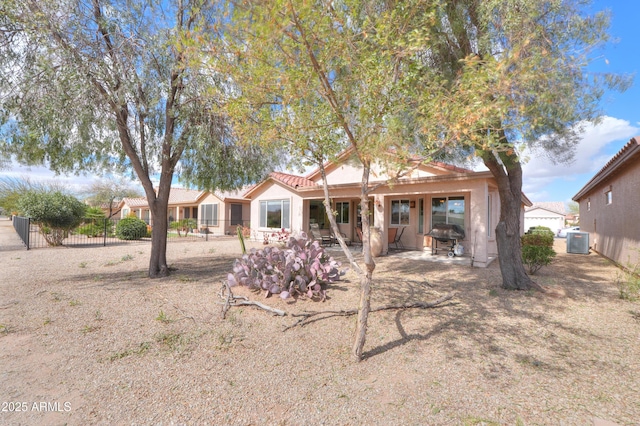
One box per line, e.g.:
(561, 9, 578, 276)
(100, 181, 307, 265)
(283, 293, 454, 331)
(219, 282, 286, 318)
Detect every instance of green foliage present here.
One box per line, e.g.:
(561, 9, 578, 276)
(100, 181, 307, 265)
(85, 207, 106, 220)
(617, 249, 640, 301)
(170, 218, 197, 237)
(17, 190, 87, 246)
(116, 217, 148, 241)
(521, 230, 556, 274)
(0, 0, 277, 277)
(0, 177, 66, 216)
(77, 223, 104, 238)
(522, 227, 555, 247)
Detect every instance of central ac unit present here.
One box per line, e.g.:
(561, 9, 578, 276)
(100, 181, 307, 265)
(567, 232, 589, 254)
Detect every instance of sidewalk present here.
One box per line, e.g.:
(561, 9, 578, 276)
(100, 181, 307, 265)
(0, 216, 27, 251)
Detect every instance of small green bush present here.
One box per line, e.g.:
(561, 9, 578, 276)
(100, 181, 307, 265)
(116, 217, 148, 240)
(521, 245, 556, 275)
(77, 223, 103, 237)
(522, 231, 554, 248)
(521, 227, 556, 274)
(17, 190, 87, 246)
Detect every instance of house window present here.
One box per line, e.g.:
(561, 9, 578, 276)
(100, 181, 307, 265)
(432, 196, 465, 228)
(605, 190, 612, 205)
(418, 198, 424, 234)
(335, 202, 350, 224)
(260, 199, 290, 229)
(587, 199, 591, 211)
(391, 199, 410, 225)
(200, 203, 219, 226)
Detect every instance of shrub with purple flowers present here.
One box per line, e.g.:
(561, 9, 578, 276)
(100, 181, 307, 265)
(227, 232, 344, 301)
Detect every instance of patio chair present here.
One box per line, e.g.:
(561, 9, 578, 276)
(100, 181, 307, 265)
(390, 226, 405, 250)
(387, 227, 398, 248)
(309, 223, 333, 247)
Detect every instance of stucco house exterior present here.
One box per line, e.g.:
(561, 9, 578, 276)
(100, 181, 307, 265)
(524, 202, 566, 234)
(572, 136, 640, 268)
(119, 187, 250, 235)
(244, 151, 532, 268)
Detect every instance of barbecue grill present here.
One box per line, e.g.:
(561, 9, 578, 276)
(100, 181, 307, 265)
(427, 224, 465, 257)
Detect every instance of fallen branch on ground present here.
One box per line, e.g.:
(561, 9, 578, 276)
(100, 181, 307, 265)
(219, 281, 286, 319)
(283, 293, 455, 331)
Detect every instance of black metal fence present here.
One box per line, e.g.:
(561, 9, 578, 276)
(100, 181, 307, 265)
(12, 216, 246, 250)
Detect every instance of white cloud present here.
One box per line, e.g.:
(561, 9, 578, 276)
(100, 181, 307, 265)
(522, 116, 638, 178)
(521, 116, 638, 199)
(1, 160, 140, 196)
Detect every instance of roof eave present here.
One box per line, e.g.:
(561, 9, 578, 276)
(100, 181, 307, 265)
(573, 137, 640, 201)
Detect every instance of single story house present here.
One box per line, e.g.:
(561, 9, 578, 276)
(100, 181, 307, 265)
(573, 136, 640, 268)
(243, 150, 532, 268)
(119, 187, 250, 235)
(524, 202, 566, 234)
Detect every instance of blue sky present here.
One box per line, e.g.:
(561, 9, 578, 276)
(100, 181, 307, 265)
(2, 1, 639, 203)
(520, 0, 640, 205)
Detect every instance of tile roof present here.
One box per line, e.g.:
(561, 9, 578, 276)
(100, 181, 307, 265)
(270, 172, 316, 188)
(122, 197, 148, 208)
(166, 187, 205, 204)
(526, 202, 566, 215)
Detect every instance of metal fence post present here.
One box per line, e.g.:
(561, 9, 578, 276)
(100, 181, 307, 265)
(103, 218, 108, 247)
(26, 217, 30, 250)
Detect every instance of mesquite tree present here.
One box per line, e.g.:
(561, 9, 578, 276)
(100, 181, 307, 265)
(221, 0, 434, 360)
(397, 0, 631, 290)
(0, 0, 275, 277)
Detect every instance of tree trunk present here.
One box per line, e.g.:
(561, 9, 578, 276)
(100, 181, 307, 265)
(481, 150, 543, 291)
(352, 161, 375, 361)
(146, 179, 171, 278)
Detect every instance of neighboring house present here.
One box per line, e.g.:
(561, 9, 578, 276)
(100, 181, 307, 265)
(524, 202, 566, 234)
(119, 187, 250, 235)
(244, 149, 532, 268)
(89, 201, 121, 219)
(573, 136, 640, 268)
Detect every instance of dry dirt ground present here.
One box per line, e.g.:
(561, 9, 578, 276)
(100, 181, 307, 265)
(1, 224, 639, 425)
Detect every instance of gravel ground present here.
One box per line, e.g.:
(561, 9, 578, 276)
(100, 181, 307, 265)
(1, 218, 639, 425)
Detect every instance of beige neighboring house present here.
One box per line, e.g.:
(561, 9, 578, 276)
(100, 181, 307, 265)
(243, 150, 532, 268)
(573, 136, 640, 268)
(92, 201, 121, 219)
(119, 187, 250, 235)
(524, 202, 566, 234)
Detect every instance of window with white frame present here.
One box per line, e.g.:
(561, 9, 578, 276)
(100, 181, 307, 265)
(335, 202, 349, 224)
(200, 203, 219, 226)
(418, 198, 424, 234)
(260, 199, 290, 229)
(431, 196, 465, 228)
(605, 190, 612, 205)
(391, 199, 410, 225)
